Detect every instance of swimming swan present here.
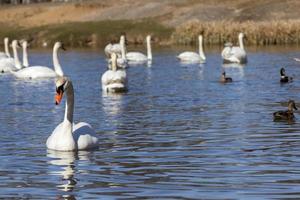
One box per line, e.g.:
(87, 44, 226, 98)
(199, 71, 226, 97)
(222, 33, 247, 64)
(11, 41, 65, 79)
(0, 40, 21, 73)
(104, 35, 125, 57)
(46, 76, 99, 151)
(177, 35, 206, 63)
(0, 37, 11, 59)
(108, 36, 127, 68)
(102, 53, 127, 93)
(126, 35, 152, 63)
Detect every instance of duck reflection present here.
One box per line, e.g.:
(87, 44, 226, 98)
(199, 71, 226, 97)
(222, 63, 245, 78)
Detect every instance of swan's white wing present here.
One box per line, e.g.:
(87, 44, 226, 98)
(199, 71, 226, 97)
(104, 43, 122, 57)
(0, 57, 16, 73)
(73, 122, 98, 150)
(126, 52, 147, 62)
(12, 66, 57, 79)
(101, 70, 127, 92)
(222, 46, 247, 64)
(117, 58, 127, 68)
(177, 52, 200, 62)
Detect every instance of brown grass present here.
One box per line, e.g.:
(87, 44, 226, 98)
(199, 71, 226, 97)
(171, 19, 300, 45)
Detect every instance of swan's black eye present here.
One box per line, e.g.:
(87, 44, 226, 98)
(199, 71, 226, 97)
(56, 85, 64, 93)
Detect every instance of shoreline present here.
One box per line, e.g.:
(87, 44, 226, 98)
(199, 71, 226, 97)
(2, 19, 300, 48)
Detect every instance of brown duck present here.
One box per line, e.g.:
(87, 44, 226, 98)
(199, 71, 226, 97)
(273, 100, 297, 121)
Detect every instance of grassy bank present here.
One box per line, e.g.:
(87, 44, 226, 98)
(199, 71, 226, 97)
(2, 19, 300, 48)
(0, 20, 173, 48)
(171, 20, 300, 46)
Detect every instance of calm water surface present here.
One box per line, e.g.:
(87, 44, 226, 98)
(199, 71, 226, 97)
(1, 46, 300, 199)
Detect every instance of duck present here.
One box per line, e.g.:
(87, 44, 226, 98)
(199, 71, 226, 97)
(280, 67, 293, 83)
(104, 35, 125, 58)
(0, 37, 11, 59)
(126, 35, 152, 64)
(46, 76, 99, 151)
(177, 35, 206, 63)
(101, 53, 127, 93)
(222, 33, 247, 64)
(220, 71, 233, 83)
(273, 100, 297, 121)
(11, 41, 65, 79)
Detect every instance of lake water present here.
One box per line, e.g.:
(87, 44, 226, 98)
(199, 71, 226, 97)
(1, 46, 300, 199)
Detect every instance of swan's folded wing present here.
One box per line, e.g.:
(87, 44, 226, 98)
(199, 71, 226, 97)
(73, 122, 99, 150)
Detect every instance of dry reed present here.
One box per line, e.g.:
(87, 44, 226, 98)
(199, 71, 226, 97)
(171, 19, 300, 46)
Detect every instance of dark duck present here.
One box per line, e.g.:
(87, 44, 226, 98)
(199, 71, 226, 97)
(280, 67, 293, 83)
(273, 100, 297, 121)
(220, 71, 232, 83)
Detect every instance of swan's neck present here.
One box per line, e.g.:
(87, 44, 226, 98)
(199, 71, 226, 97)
(4, 40, 10, 57)
(53, 47, 64, 76)
(12, 45, 22, 70)
(22, 44, 29, 67)
(239, 35, 245, 50)
(147, 38, 152, 60)
(111, 58, 117, 71)
(121, 40, 126, 60)
(198, 36, 206, 61)
(63, 84, 74, 128)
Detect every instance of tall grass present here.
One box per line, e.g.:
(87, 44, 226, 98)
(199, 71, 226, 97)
(0, 20, 173, 48)
(171, 19, 300, 45)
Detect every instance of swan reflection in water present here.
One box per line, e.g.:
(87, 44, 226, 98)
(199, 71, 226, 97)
(47, 150, 92, 199)
(102, 92, 124, 117)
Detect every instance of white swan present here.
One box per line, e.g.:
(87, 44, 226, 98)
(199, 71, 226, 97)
(104, 35, 125, 57)
(222, 33, 247, 64)
(11, 41, 65, 79)
(177, 35, 206, 63)
(126, 35, 152, 63)
(0, 40, 21, 73)
(47, 76, 99, 151)
(102, 53, 127, 93)
(108, 36, 127, 68)
(0, 37, 11, 59)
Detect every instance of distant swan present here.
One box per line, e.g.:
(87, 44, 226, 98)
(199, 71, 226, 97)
(177, 35, 206, 63)
(0, 40, 21, 73)
(222, 33, 247, 64)
(47, 76, 99, 151)
(108, 35, 127, 68)
(126, 35, 152, 63)
(11, 41, 65, 79)
(0, 37, 11, 59)
(104, 35, 124, 57)
(102, 53, 127, 93)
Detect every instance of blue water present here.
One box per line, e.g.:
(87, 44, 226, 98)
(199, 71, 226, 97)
(1, 46, 300, 199)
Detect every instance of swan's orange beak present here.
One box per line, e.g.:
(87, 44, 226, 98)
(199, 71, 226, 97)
(55, 90, 63, 105)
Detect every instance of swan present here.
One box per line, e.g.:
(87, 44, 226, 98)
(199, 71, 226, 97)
(222, 33, 247, 64)
(47, 76, 99, 151)
(177, 35, 206, 63)
(108, 36, 127, 69)
(104, 35, 125, 57)
(0, 40, 21, 73)
(0, 37, 11, 59)
(102, 53, 127, 93)
(126, 35, 152, 63)
(11, 41, 65, 79)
